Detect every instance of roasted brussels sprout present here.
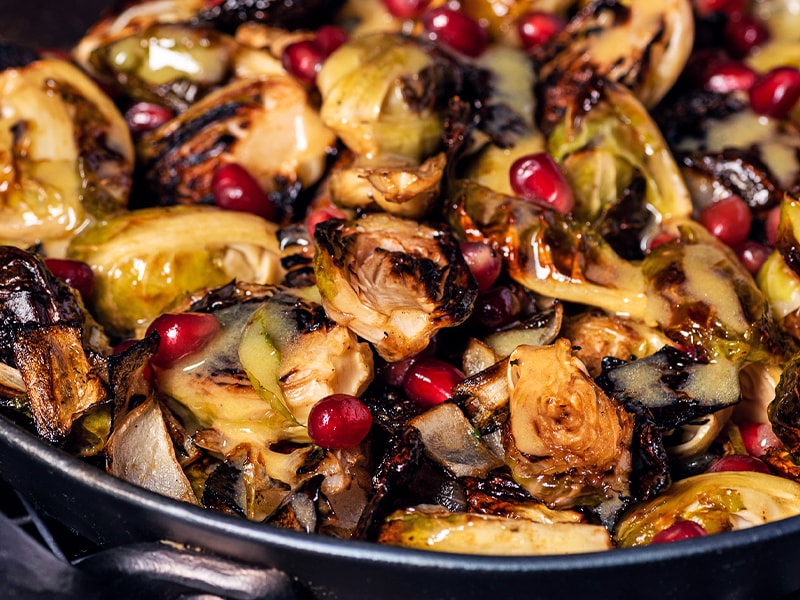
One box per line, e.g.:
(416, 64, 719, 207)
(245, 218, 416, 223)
(377, 505, 613, 555)
(614, 471, 800, 547)
(0, 56, 133, 255)
(313, 213, 478, 362)
(67, 205, 283, 337)
(504, 340, 635, 510)
(138, 75, 335, 213)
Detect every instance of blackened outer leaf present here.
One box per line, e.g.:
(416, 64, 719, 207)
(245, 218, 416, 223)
(196, 0, 345, 34)
(0, 246, 83, 365)
(769, 352, 800, 455)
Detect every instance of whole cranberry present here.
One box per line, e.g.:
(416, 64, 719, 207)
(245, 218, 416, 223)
(307, 393, 372, 448)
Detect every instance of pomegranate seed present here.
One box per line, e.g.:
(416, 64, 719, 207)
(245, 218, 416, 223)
(749, 66, 800, 119)
(403, 358, 464, 408)
(707, 454, 771, 473)
(44, 258, 95, 298)
(698, 195, 752, 247)
(314, 25, 348, 56)
(724, 13, 769, 58)
(703, 59, 757, 93)
(765, 205, 781, 246)
(145, 312, 221, 369)
(212, 163, 276, 221)
(306, 205, 348, 238)
(517, 12, 566, 50)
(124, 102, 174, 134)
(307, 393, 372, 448)
(693, 0, 745, 18)
(739, 420, 782, 457)
(282, 39, 325, 84)
(735, 240, 771, 274)
(651, 520, 708, 544)
(509, 153, 574, 213)
(421, 8, 488, 58)
(460, 241, 503, 291)
(383, 0, 431, 18)
(474, 286, 521, 329)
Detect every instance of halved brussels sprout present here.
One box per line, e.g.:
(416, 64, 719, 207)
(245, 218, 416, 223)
(317, 33, 444, 162)
(313, 213, 477, 362)
(139, 75, 336, 212)
(0, 57, 133, 255)
(614, 471, 800, 547)
(377, 505, 613, 555)
(67, 205, 283, 337)
(504, 340, 635, 509)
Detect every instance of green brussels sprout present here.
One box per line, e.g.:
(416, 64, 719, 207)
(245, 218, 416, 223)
(67, 205, 283, 337)
(0, 57, 133, 255)
(317, 33, 444, 163)
(614, 471, 800, 547)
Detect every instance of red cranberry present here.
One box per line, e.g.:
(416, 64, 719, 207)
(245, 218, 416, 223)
(749, 66, 800, 119)
(698, 195, 752, 247)
(307, 393, 372, 448)
(739, 420, 782, 457)
(517, 11, 565, 50)
(707, 454, 771, 473)
(315, 25, 348, 56)
(403, 358, 464, 408)
(509, 153, 574, 213)
(703, 59, 757, 93)
(44, 258, 95, 298)
(145, 312, 221, 369)
(124, 102, 174, 134)
(735, 240, 771, 274)
(383, 0, 431, 19)
(474, 286, 521, 329)
(306, 205, 348, 239)
(460, 241, 503, 291)
(421, 8, 488, 58)
(282, 39, 325, 84)
(724, 13, 770, 58)
(765, 205, 781, 246)
(212, 163, 277, 221)
(693, 0, 746, 18)
(651, 520, 708, 544)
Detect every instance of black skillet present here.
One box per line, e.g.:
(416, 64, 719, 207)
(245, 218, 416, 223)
(1, 3, 800, 599)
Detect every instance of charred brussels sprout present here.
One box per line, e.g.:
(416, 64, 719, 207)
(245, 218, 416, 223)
(0, 56, 133, 255)
(313, 213, 478, 362)
(67, 205, 283, 337)
(138, 75, 335, 213)
(197, 0, 346, 34)
(503, 340, 635, 510)
(614, 472, 800, 547)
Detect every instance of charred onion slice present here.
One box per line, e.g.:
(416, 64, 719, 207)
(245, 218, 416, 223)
(313, 213, 477, 362)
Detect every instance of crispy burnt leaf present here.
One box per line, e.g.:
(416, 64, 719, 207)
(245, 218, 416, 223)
(0, 246, 108, 443)
(769, 351, 800, 455)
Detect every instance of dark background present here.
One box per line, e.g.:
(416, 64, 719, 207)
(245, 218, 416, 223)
(0, 0, 111, 49)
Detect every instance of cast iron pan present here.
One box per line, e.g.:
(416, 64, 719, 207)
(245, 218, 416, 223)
(2, 3, 800, 599)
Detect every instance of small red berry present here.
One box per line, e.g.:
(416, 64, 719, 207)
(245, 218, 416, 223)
(282, 39, 325, 84)
(738, 420, 782, 457)
(766, 205, 781, 246)
(735, 240, 771, 274)
(403, 358, 464, 408)
(383, 0, 431, 18)
(749, 66, 800, 119)
(212, 163, 277, 221)
(306, 205, 348, 239)
(145, 312, 221, 369)
(703, 59, 757, 94)
(460, 241, 503, 291)
(314, 25, 348, 56)
(651, 520, 708, 544)
(307, 393, 372, 448)
(724, 13, 770, 58)
(517, 11, 565, 50)
(44, 258, 95, 299)
(124, 102, 174, 134)
(421, 8, 488, 58)
(509, 153, 574, 213)
(707, 454, 771, 473)
(698, 195, 752, 247)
